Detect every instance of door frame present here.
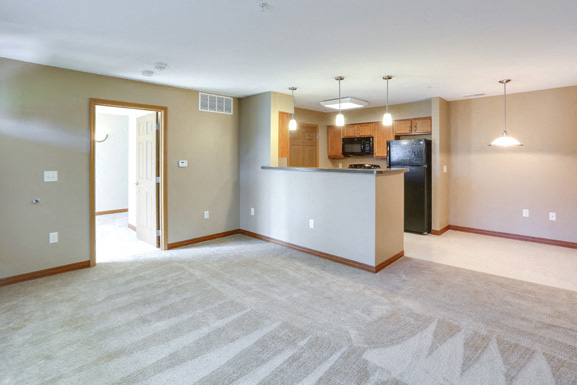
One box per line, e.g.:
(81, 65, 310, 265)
(89, 98, 168, 266)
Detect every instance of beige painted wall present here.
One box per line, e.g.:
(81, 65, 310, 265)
(431, 97, 451, 231)
(0, 58, 240, 278)
(449, 85, 577, 243)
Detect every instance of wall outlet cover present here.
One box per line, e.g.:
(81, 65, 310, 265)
(49, 232, 58, 243)
(309, 219, 315, 229)
(250, 208, 255, 216)
(549, 212, 556, 221)
(204, 210, 209, 219)
(44, 171, 58, 182)
(522, 209, 529, 217)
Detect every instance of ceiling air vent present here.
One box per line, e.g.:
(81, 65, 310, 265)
(199, 93, 233, 115)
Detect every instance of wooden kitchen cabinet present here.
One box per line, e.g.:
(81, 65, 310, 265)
(327, 125, 345, 158)
(373, 122, 393, 158)
(342, 122, 374, 138)
(392, 119, 412, 135)
(413, 117, 432, 134)
(393, 117, 432, 136)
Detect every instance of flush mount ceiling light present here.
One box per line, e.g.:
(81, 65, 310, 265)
(489, 79, 522, 147)
(334, 76, 345, 126)
(289, 87, 297, 131)
(382, 75, 393, 126)
(320, 96, 368, 110)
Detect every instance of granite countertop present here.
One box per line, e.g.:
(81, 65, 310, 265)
(261, 166, 408, 174)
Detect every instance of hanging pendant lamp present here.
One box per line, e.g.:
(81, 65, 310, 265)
(382, 75, 393, 126)
(489, 79, 522, 147)
(335, 76, 345, 126)
(289, 87, 297, 131)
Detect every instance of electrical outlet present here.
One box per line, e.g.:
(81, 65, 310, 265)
(549, 212, 556, 221)
(44, 171, 58, 182)
(250, 208, 255, 216)
(522, 209, 529, 217)
(309, 219, 315, 229)
(49, 232, 58, 243)
(338, 163, 342, 169)
(204, 210, 209, 219)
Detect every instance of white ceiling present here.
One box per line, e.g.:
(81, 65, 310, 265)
(2, 0, 576, 111)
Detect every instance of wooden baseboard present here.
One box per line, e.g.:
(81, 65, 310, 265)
(239, 229, 403, 273)
(128, 223, 136, 231)
(95, 208, 128, 216)
(431, 225, 450, 236)
(449, 225, 577, 249)
(167, 230, 241, 249)
(0, 261, 91, 287)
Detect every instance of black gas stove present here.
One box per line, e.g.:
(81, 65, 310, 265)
(348, 164, 381, 169)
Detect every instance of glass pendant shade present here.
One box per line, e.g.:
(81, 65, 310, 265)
(382, 112, 392, 126)
(336, 113, 345, 126)
(289, 118, 297, 131)
(489, 133, 522, 147)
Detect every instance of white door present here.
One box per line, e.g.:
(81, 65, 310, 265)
(136, 112, 158, 247)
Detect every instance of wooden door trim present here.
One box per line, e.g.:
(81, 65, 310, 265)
(90, 98, 168, 267)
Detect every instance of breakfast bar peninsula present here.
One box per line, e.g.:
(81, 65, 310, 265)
(242, 166, 407, 273)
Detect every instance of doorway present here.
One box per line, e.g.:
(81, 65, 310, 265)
(89, 99, 167, 266)
(278, 111, 319, 168)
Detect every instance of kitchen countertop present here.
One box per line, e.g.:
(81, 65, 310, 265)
(261, 166, 408, 175)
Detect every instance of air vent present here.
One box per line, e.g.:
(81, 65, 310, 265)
(199, 93, 233, 114)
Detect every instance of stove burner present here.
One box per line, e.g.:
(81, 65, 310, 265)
(348, 164, 381, 169)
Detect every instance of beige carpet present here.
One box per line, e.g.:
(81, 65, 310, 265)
(1, 234, 577, 384)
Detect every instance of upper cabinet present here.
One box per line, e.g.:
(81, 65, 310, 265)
(342, 122, 374, 138)
(393, 117, 432, 136)
(373, 122, 393, 158)
(327, 125, 345, 158)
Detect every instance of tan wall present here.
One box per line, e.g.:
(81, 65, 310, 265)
(0, 58, 240, 278)
(431, 97, 451, 231)
(270, 92, 292, 167)
(449, 85, 577, 243)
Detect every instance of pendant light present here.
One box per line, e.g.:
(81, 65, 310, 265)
(289, 87, 297, 131)
(382, 75, 393, 126)
(489, 79, 522, 147)
(335, 76, 345, 126)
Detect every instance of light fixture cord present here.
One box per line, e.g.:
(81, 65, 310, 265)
(291, 89, 295, 120)
(386, 78, 389, 113)
(338, 79, 342, 114)
(503, 81, 507, 135)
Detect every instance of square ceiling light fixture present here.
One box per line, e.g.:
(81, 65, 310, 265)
(320, 97, 369, 110)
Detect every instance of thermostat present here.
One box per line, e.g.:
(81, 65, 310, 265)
(178, 160, 188, 168)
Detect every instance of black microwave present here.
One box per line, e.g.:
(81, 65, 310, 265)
(342, 137, 373, 156)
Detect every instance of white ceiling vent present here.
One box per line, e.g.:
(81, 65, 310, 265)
(199, 93, 233, 115)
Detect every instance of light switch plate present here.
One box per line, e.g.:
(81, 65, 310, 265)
(204, 210, 209, 219)
(250, 208, 255, 216)
(178, 160, 188, 168)
(49, 232, 58, 243)
(549, 212, 556, 221)
(523, 209, 529, 217)
(44, 171, 58, 182)
(309, 219, 315, 229)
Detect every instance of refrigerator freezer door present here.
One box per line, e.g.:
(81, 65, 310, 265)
(387, 139, 426, 167)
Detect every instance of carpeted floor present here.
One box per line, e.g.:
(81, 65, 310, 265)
(1, 234, 577, 384)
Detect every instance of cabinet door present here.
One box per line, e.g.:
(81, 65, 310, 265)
(413, 117, 432, 134)
(373, 122, 393, 158)
(357, 122, 374, 137)
(393, 119, 412, 135)
(327, 125, 344, 158)
(342, 124, 357, 138)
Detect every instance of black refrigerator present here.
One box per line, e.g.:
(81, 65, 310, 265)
(387, 139, 432, 234)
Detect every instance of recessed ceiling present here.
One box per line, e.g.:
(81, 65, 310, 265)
(2, 0, 576, 111)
